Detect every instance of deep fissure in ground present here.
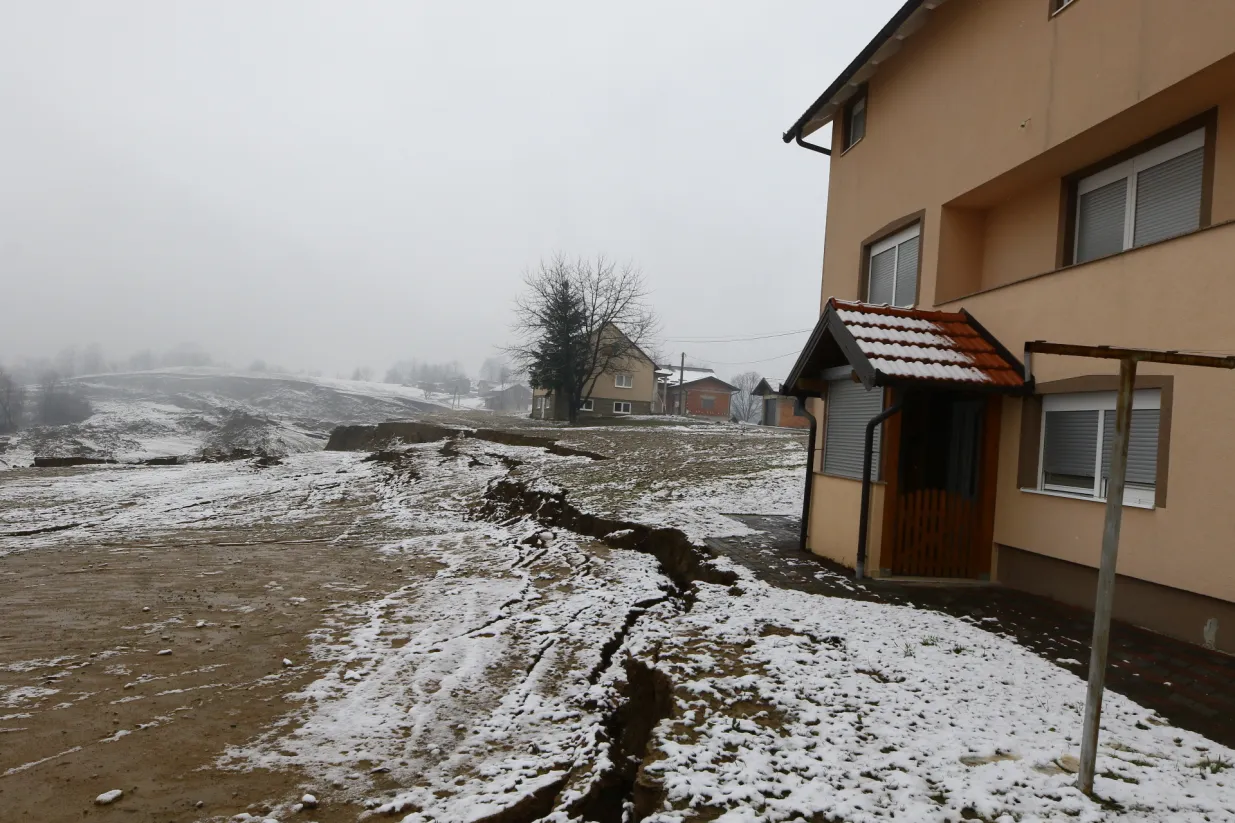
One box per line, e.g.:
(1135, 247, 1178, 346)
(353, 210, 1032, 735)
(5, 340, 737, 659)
(339, 423, 739, 822)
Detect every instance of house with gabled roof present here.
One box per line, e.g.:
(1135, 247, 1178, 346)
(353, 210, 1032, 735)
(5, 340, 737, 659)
(752, 378, 810, 429)
(531, 324, 660, 420)
(661, 366, 738, 419)
(780, 0, 1235, 652)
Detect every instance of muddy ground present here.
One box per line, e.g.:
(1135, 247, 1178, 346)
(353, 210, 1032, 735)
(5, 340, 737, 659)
(0, 423, 808, 822)
(0, 526, 411, 821)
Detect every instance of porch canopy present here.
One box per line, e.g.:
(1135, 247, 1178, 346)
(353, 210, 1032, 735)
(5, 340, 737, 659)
(784, 298, 1031, 396)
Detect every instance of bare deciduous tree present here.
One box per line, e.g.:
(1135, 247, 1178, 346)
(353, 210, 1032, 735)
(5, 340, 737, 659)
(729, 371, 763, 423)
(509, 254, 657, 423)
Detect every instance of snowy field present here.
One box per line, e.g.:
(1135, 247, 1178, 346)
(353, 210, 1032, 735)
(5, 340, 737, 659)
(0, 419, 1231, 821)
(0, 368, 499, 469)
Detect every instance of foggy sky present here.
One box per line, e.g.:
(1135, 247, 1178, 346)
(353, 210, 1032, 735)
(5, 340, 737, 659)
(0, 1, 900, 380)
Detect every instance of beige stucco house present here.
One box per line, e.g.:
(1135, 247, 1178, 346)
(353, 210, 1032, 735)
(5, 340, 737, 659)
(782, 0, 1235, 653)
(532, 325, 659, 420)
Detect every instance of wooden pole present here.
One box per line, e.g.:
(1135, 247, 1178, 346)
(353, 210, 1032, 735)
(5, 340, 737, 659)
(1078, 356, 1137, 794)
(1023, 340, 1235, 795)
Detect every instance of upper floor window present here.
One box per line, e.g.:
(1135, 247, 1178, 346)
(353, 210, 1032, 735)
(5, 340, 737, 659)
(867, 223, 920, 308)
(1074, 128, 1204, 264)
(615, 373, 634, 389)
(842, 88, 866, 151)
(1051, 0, 1076, 14)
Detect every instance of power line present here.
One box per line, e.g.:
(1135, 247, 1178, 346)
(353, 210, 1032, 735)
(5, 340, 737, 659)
(686, 349, 804, 366)
(657, 328, 813, 344)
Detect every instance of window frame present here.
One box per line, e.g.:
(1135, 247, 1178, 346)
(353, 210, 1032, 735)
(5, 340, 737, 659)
(1049, 0, 1077, 16)
(613, 401, 632, 415)
(841, 86, 867, 153)
(1072, 128, 1204, 264)
(1061, 114, 1216, 268)
(1036, 389, 1161, 508)
(580, 398, 594, 412)
(614, 373, 634, 389)
(865, 222, 921, 308)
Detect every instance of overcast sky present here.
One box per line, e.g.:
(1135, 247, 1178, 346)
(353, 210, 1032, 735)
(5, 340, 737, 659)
(0, 1, 899, 380)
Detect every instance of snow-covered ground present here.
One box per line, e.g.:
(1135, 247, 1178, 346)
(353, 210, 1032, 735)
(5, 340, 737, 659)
(0, 424, 1231, 821)
(0, 368, 466, 468)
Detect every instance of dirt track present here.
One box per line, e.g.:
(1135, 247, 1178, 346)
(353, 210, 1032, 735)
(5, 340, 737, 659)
(0, 529, 406, 821)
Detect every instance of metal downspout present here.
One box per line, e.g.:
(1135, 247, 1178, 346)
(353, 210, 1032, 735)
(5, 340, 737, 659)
(795, 396, 819, 552)
(856, 397, 904, 580)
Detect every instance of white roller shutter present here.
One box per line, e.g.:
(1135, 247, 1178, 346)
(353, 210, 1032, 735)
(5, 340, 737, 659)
(823, 379, 884, 480)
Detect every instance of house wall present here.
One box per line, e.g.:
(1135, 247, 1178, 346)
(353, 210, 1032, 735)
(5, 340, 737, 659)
(667, 379, 734, 418)
(806, 0, 1235, 640)
(823, 0, 1235, 309)
(769, 396, 811, 429)
(807, 474, 884, 572)
(684, 386, 731, 418)
(584, 349, 657, 408)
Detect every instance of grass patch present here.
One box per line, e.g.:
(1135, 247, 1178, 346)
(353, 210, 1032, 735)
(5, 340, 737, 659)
(1195, 755, 1233, 774)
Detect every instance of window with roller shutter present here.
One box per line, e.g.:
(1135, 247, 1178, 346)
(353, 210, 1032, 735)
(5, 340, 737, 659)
(1074, 129, 1204, 264)
(823, 379, 885, 480)
(866, 223, 920, 308)
(1039, 390, 1161, 507)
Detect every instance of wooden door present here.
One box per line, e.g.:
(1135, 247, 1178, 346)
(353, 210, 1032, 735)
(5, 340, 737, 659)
(881, 392, 999, 578)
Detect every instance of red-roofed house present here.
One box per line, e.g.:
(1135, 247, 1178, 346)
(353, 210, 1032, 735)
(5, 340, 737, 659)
(661, 366, 738, 419)
(752, 378, 810, 429)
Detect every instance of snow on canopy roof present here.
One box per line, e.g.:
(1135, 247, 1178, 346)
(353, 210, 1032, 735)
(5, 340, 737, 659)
(834, 299, 1025, 387)
(785, 299, 1028, 393)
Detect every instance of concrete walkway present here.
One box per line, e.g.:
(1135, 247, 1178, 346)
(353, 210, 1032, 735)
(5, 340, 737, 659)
(707, 515, 1235, 749)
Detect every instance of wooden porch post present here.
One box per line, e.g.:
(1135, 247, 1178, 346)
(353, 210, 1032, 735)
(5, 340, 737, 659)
(1078, 356, 1136, 794)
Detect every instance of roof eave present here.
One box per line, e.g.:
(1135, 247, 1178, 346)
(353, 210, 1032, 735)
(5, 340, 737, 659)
(782, 0, 942, 142)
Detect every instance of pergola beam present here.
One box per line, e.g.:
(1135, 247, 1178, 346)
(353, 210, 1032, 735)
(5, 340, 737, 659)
(1025, 341, 1235, 369)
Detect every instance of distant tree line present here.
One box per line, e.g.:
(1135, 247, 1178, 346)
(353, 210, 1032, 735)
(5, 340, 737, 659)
(0, 342, 218, 433)
(383, 359, 465, 386)
(0, 367, 92, 432)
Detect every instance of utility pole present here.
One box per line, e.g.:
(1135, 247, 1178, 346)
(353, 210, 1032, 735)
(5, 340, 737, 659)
(1024, 341, 1235, 795)
(679, 353, 686, 416)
